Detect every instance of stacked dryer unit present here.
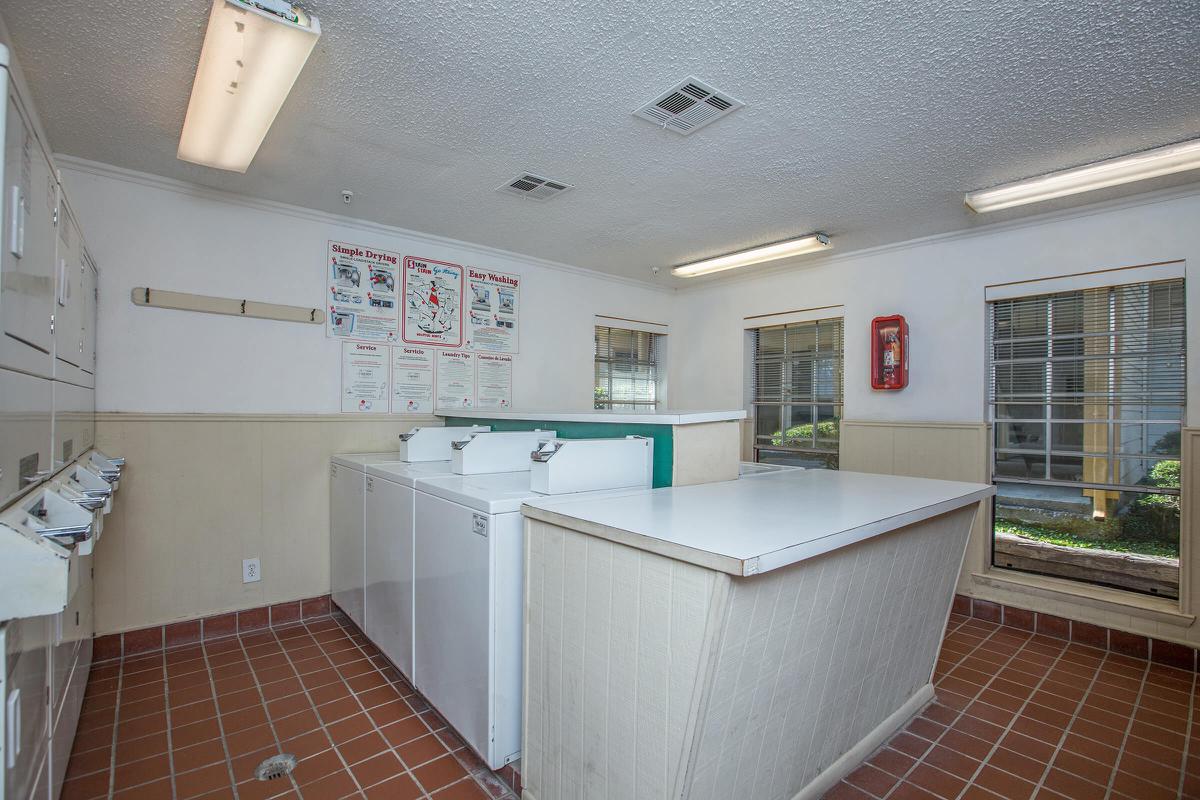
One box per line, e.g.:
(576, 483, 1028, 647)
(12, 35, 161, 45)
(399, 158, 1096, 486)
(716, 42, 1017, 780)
(328, 426, 490, 627)
(413, 436, 654, 769)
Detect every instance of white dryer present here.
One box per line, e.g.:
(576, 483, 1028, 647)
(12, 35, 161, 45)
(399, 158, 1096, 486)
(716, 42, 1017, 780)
(412, 437, 653, 769)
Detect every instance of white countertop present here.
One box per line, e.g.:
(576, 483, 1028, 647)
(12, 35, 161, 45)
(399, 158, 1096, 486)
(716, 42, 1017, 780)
(435, 409, 746, 425)
(522, 470, 994, 576)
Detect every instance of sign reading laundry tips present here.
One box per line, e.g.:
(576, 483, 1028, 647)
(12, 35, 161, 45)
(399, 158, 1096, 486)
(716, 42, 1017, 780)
(474, 353, 513, 409)
(436, 350, 475, 409)
(465, 268, 520, 353)
(341, 341, 389, 413)
(402, 256, 464, 348)
(326, 241, 400, 342)
(391, 345, 435, 413)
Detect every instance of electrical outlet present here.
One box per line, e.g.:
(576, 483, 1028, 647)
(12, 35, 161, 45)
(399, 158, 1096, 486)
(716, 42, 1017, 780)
(242, 558, 261, 584)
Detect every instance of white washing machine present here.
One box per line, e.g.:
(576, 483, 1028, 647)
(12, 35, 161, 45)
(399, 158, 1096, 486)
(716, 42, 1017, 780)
(329, 427, 490, 628)
(412, 437, 653, 769)
(363, 460, 457, 680)
(330, 452, 403, 628)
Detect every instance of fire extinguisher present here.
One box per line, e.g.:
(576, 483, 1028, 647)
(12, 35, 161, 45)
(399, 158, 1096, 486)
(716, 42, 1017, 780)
(871, 315, 908, 390)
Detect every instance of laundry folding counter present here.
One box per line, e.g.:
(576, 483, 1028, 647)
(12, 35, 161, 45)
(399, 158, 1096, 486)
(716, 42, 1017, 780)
(519, 468, 993, 800)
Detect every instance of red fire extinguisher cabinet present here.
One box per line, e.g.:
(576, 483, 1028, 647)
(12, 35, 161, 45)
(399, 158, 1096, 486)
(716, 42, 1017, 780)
(871, 315, 909, 390)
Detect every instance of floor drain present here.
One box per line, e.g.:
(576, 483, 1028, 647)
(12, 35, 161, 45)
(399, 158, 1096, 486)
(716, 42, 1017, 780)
(254, 754, 297, 781)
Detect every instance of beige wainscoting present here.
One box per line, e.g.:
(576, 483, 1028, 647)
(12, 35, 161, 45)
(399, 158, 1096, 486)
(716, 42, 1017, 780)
(840, 421, 1200, 648)
(93, 413, 438, 635)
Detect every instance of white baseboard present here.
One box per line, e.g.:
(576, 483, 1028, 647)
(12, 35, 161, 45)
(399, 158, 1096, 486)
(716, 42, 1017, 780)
(791, 683, 936, 800)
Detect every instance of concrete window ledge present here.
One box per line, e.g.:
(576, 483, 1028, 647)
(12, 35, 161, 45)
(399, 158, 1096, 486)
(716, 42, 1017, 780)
(971, 568, 1195, 628)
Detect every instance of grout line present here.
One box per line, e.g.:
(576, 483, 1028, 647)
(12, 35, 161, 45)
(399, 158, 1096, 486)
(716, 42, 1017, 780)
(198, 637, 245, 800)
(1101, 656, 1152, 798)
(105, 660, 124, 799)
(234, 628, 303, 797)
(158, 653, 178, 799)
(1177, 670, 1197, 800)
(1023, 645, 1110, 795)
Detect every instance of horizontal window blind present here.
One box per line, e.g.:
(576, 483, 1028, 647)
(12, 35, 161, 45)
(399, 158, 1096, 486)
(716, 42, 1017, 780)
(988, 278, 1185, 491)
(594, 326, 661, 409)
(752, 317, 844, 405)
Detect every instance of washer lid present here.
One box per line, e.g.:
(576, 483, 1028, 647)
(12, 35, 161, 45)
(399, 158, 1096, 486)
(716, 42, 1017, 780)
(415, 471, 536, 514)
(331, 452, 405, 470)
(366, 460, 455, 487)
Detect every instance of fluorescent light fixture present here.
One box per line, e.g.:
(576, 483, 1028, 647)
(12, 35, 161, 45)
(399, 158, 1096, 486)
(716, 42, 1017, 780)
(178, 0, 320, 173)
(671, 233, 831, 277)
(965, 138, 1200, 213)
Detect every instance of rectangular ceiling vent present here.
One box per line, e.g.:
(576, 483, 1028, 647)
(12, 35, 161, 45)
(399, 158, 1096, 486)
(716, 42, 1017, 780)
(496, 173, 575, 201)
(633, 76, 745, 135)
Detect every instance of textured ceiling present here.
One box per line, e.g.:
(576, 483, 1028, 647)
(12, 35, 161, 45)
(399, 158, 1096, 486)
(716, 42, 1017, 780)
(3, 0, 1199, 285)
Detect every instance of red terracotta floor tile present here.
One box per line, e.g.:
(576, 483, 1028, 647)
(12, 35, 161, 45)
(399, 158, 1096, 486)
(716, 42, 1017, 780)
(75, 610, 1194, 800)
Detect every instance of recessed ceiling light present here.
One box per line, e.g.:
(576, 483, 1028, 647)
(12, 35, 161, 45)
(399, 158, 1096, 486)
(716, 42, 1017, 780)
(965, 138, 1200, 213)
(178, 0, 321, 173)
(672, 233, 831, 278)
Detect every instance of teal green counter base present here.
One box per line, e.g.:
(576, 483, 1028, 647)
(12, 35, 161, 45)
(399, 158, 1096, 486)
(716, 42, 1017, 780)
(443, 416, 674, 488)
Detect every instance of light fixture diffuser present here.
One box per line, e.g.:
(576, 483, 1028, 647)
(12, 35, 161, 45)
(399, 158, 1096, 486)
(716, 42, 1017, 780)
(671, 233, 831, 278)
(965, 138, 1200, 213)
(177, 0, 320, 173)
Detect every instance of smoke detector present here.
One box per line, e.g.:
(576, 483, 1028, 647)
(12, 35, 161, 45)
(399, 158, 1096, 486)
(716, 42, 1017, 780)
(496, 173, 575, 201)
(633, 76, 744, 135)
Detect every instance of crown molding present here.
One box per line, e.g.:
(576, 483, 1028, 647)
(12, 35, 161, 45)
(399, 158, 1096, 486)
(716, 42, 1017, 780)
(55, 155, 672, 294)
(674, 181, 1200, 293)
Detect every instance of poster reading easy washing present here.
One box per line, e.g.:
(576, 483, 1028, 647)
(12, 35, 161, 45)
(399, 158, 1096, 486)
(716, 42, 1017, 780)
(474, 353, 513, 409)
(436, 350, 475, 410)
(326, 241, 400, 342)
(341, 341, 389, 413)
(402, 256, 464, 348)
(465, 268, 520, 353)
(391, 345, 435, 414)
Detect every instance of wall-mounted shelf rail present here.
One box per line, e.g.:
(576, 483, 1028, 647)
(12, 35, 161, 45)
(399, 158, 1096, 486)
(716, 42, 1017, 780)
(131, 288, 325, 325)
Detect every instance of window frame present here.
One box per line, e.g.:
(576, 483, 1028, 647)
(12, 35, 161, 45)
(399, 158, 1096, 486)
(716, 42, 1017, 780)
(748, 315, 844, 469)
(986, 276, 1186, 598)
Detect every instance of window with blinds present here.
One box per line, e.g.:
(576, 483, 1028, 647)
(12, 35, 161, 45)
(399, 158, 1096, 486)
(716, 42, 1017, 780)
(594, 326, 663, 410)
(750, 317, 843, 469)
(987, 277, 1185, 597)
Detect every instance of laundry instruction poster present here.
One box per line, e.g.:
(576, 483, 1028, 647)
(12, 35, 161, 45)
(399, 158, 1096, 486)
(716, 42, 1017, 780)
(474, 353, 513, 409)
(402, 256, 464, 348)
(326, 241, 400, 342)
(391, 345, 435, 414)
(436, 350, 475, 410)
(341, 341, 389, 413)
(465, 268, 520, 353)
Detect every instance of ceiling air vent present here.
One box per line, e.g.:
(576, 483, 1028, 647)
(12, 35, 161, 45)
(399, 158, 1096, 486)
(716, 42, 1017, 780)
(496, 173, 575, 201)
(633, 76, 745, 135)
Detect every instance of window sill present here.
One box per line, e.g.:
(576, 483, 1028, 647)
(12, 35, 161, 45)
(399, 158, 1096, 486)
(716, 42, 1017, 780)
(971, 569, 1195, 628)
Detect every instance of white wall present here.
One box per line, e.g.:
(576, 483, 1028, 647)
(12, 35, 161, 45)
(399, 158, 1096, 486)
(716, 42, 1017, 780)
(670, 189, 1200, 425)
(59, 160, 673, 414)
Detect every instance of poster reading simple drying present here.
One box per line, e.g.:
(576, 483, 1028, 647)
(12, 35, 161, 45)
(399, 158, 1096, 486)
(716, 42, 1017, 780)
(402, 256, 464, 348)
(474, 353, 513, 409)
(436, 350, 475, 410)
(341, 341, 389, 413)
(465, 268, 520, 353)
(391, 345, 435, 414)
(326, 241, 400, 342)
